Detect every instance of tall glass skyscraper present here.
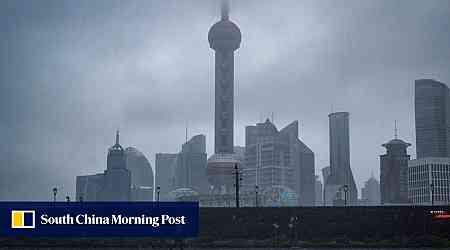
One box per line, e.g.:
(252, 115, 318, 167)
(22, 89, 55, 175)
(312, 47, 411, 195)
(415, 79, 450, 158)
(325, 112, 357, 204)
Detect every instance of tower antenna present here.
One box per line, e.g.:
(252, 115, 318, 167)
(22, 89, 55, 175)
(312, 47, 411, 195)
(221, 0, 229, 20)
(299, 120, 302, 138)
(271, 112, 274, 123)
(185, 121, 188, 144)
(115, 130, 120, 145)
(394, 120, 398, 139)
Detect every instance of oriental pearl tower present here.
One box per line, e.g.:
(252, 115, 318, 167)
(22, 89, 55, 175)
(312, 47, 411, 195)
(207, 0, 242, 194)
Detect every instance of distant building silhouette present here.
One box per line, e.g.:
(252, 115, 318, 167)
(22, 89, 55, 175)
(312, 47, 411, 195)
(322, 166, 331, 186)
(76, 131, 131, 201)
(156, 135, 209, 200)
(361, 175, 380, 206)
(102, 131, 131, 201)
(243, 119, 315, 206)
(324, 112, 357, 205)
(380, 137, 411, 204)
(315, 175, 323, 206)
(206, 0, 243, 194)
(415, 79, 450, 158)
(125, 147, 154, 201)
(173, 135, 209, 195)
(321, 166, 331, 206)
(408, 157, 450, 205)
(75, 173, 104, 201)
(155, 153, 177, 201)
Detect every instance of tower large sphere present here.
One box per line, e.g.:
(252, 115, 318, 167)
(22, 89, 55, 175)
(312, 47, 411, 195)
(208, 19, 241, 51)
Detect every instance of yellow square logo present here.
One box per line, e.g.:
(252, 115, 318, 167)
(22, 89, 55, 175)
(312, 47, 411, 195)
(11, 210, 35, 229)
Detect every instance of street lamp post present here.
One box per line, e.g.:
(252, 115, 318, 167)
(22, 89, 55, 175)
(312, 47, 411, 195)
(430, 182, 434, 206)
(343, 185, 349, 206)
(255, 185, 259, 207)
(52, 187, 58, 202)
(234, 164, 241, 208)
(156, 186, 160, 202)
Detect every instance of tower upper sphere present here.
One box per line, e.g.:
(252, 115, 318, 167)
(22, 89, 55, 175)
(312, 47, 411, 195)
(208, 0, 241, 51)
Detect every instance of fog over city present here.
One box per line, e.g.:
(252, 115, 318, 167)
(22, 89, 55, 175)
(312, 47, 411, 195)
(1, 0, 449, 200)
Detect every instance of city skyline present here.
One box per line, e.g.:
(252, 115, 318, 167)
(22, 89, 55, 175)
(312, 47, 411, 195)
(1, 0, 450, 200)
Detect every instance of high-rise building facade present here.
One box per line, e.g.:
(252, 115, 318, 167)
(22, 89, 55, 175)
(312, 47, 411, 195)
(415, 79, 450, 158)
(361, 175, 381, 206)
(155, 153, 177, 201)
(125, 147, 154, 189)
(174, 135, 209, 195)
(380, 138, 411, 204)
(75, 173, 104, 201)
(408, 157, 450, 205)
(206, 0, 242, 194)
(324, 112, 357, 205)
(102, 131, 131, 201)
(125, 147, 154, 201)
(156, 135, 209, 200)
(315, 175, 323, 206)
(243, 119, 315, 206)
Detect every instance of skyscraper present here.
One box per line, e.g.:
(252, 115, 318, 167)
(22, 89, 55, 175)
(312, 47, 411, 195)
(380, 135, 411, 204)
(243, 119, 315, 206)
(76, 131, 131, 201)
(315, 175, 323, 206)
(101, 131, 131, 201)
(174, 135, 209, 195)
(155, 153, 177, 201)
(415, 79, 450, 158)
(156, 135, 209, 201)
(361, 174, 381, 206)
(206, 0, 242, 194)
(324, 112, 357, 205)
(125, 147, 154, 201)
(125, 147, 154, 189)
(408, 157, 450, 205)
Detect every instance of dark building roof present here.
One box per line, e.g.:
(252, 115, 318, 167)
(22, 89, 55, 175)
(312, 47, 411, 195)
(382, 138, 411, 147)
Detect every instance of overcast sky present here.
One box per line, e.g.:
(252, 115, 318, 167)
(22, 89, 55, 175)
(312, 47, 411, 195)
(1, 0, 449, 200)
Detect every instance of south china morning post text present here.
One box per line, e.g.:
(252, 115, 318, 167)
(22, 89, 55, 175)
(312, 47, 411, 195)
(40, 213, 186, 227)
(0, 202, 199, 237)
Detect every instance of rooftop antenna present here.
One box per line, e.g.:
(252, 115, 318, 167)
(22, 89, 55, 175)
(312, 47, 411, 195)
(115, 130, 120, 145)
(221, 0, 229, 20)
(394, 120, 398, 139)
(185, 121, 188, 144)
(271, 112, 274, 123)
(298, 120, 301, 139)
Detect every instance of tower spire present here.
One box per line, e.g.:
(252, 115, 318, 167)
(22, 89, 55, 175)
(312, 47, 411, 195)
(185, 121, 188, 144)
(221, 0, 229, 20)
(116, 130, 120, 145)
(394, 120, 398, 139)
